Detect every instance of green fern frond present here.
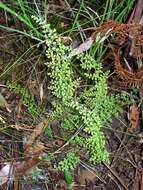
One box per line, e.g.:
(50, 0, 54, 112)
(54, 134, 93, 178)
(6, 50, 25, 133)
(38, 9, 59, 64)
(33, 16, 124, 166)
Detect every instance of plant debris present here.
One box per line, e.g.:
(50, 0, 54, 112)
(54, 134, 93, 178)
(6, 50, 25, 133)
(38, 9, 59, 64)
(128, 101, 139, 131)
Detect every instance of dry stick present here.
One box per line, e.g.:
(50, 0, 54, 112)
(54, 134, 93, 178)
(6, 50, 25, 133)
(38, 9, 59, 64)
(108, 117, 140, 189)
(104, 163, 128, 190)
(109, 119, 129, 165)
(132, 156, 140, 190)
(110, 127, 137, 168)
(79, 160, 106, 184)
(105, 120, 130, 189)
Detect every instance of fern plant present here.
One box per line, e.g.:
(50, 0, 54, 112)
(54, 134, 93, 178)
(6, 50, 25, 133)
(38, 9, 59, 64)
(57, 151, 79, 172)
(32, 16, 125, 167)
(32, 16, 75, 105)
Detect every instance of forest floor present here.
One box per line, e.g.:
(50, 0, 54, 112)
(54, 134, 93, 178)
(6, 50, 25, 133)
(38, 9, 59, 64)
(0, 0, 143, 190)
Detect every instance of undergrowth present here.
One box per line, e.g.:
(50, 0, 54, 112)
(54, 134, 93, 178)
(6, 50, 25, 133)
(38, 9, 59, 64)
(0, 1, 135, 188)
(7, 81, 43, 117)
(3, 15, 130, 179)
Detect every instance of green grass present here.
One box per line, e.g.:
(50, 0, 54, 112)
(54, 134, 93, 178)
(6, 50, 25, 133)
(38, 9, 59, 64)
(0, 1, 43, 40)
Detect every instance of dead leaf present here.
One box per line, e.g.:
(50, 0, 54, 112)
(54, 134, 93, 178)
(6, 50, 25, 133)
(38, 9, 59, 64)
(69, 37, 94, 57)
(77, 167, 96, 185)
(25, 120, 48, 149)
(14, 158, 38, 177)
(13, 141, 45, 177)
(24, 143, 45, 159)
(14, 143, 45, 176)
(14, 120, 48, 177)
(0, 164, 13, 185)
(128, 102, 139, 131)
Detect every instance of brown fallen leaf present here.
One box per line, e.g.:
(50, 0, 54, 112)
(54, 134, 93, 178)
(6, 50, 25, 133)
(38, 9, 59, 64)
(128, 102, 139, 131)
(77, 167, 96, 185)
(14, 143, 45, 177)
(14, 158, 38, 177)
(25, 119, 48, 149)
(24, 143, 45, 159)
(13, 120, 48, 177)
